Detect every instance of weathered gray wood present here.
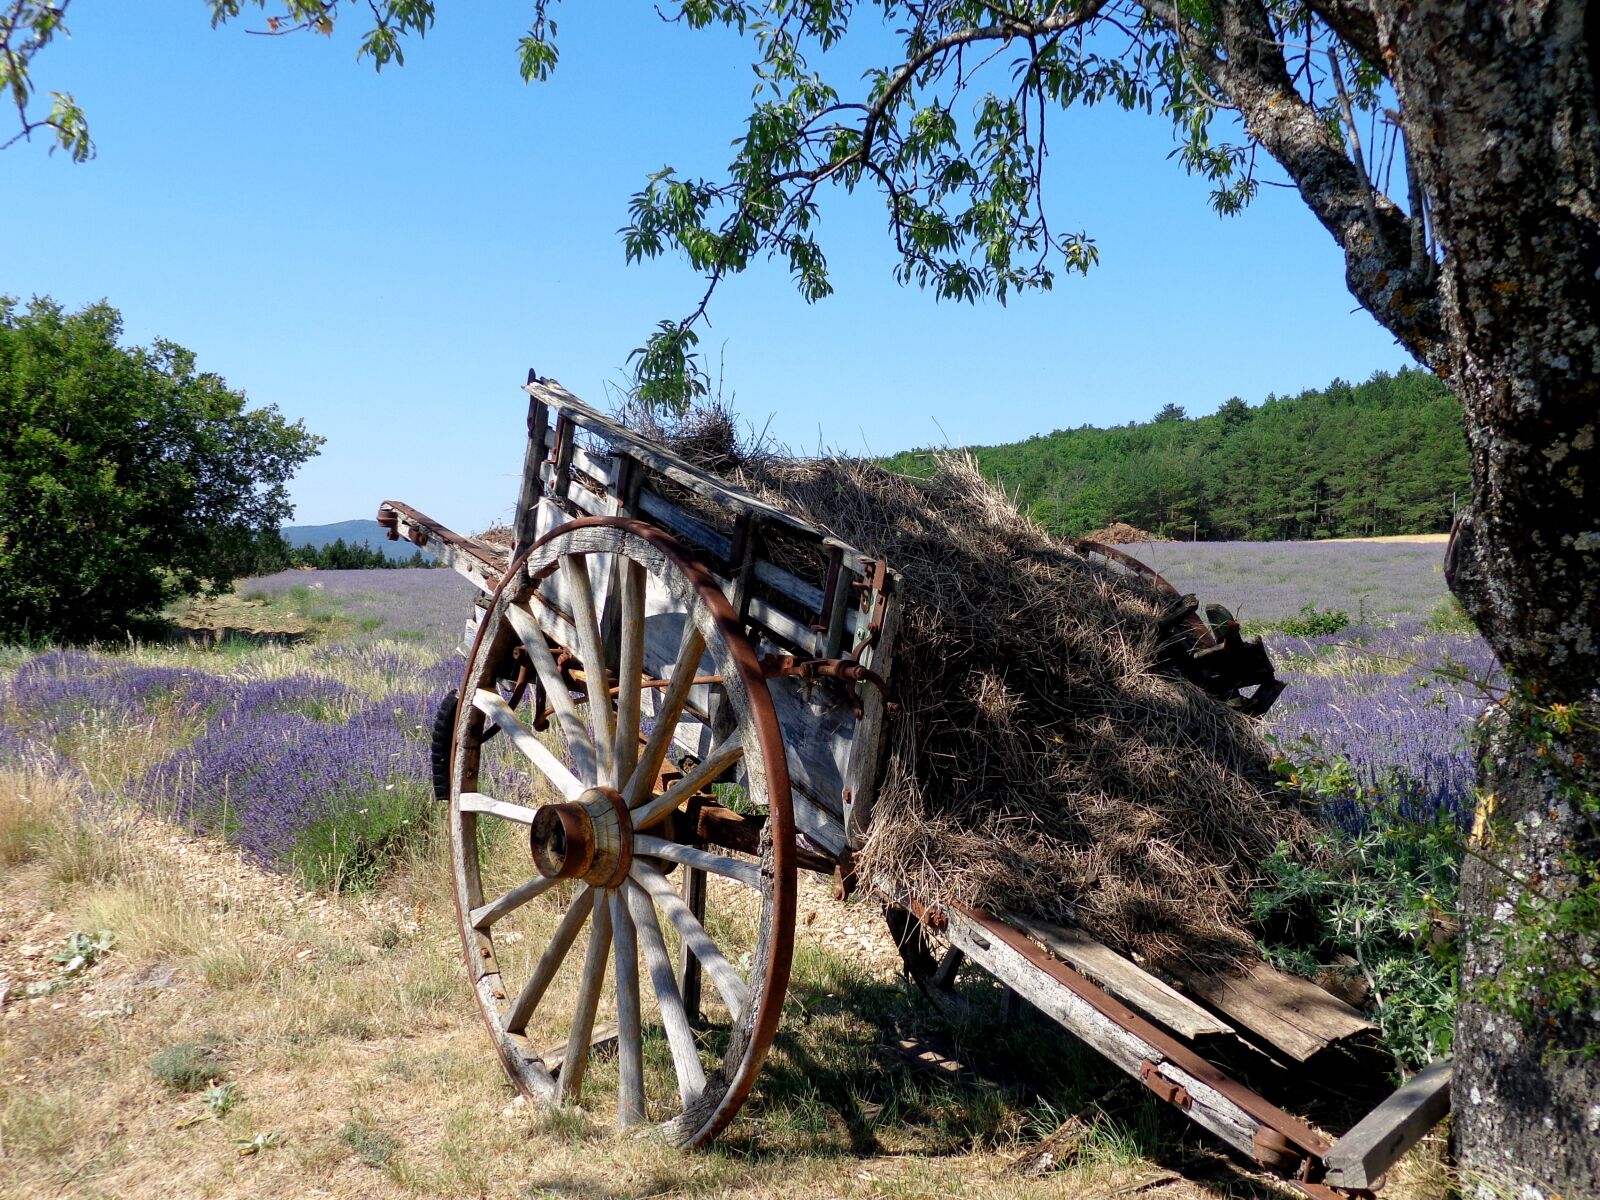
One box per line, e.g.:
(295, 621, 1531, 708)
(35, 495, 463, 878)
(562, 556, 618, 788)
(513, 395, 549, 556)
(623, 618, 707, 806)
(1175, 959, 1376, 1062)
(633, 861, 748, 1023)
(614, 559, 646, 787)
(627, 879, 706, 1104)
(631, 733, 743, 831)
(470, 874, 559, 930)
(530, 379, 865, 556)
(459, 791, 540, 825)
(379, 503, 500, 595)
(472, 689, 585, 801)
(557, 889, 613, 1104)
(634, 834, 761, 889)
(1004, 912, 1235, 1040)
(609, 891, 647, 1127)
(937, 905, 1261, 1161)
(507, 886, 593, 1034)
(677, 864, 706, 1027)
(1325, 1059, 1453, 1188)
(842, 583, 902, 848)
(504, 601, 598, 782)
(540, 1022, 618, 1074)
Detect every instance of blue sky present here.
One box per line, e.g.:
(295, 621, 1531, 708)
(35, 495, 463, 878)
(2, 2, 1417, 530)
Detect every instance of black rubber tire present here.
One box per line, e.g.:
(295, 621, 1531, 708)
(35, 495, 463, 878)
(430, 688, 458, 806)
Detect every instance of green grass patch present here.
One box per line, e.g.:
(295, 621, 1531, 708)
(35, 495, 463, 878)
(150, 1038, 226, 1091)
(292, 779, 433, 892)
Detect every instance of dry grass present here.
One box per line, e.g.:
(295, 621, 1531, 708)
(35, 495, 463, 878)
(0, 772, 1306, 1200)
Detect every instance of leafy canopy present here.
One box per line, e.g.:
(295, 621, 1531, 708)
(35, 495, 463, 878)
(0, 296, 323, 641)
(3, 1, 1412, 412)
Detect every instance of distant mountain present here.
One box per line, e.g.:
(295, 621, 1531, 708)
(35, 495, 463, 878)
(279, 519, 422, 562)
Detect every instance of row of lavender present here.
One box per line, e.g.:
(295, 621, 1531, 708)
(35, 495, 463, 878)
(0, 570, 486, 886)
(1, 543, 1490, 892)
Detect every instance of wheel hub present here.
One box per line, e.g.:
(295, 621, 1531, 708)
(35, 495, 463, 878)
(530, 786, 632, 886)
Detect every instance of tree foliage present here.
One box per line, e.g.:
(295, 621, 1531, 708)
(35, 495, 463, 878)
(886, 367, 1467, 539)
(245, 531, 440, 572)
(0, 297, 323, 641)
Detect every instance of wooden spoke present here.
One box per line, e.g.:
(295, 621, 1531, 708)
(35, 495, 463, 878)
(472, 689, 585, 801)
(609, 891, 646, 1128)
(626, 879, 706, 1105)
(632, 861, 749, 1023)
(624, 618, 707, 807)
(562, 556, 617, 787)
(614, 560, 646, 789)
(448, 517, 795, 1146)
(634, 835, 761, 889)
(471, 875, 559, 930)
(506, 885, 593, 1034)
(630, 732, 744, 831)
(556, 889, 613, 1104)
(459, 792, 539, 825)
(504, 601, 598, 781)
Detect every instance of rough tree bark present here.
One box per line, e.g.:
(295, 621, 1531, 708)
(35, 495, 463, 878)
(1369, 4, 1600, 1194)
(1192, 0, 1600, 1191)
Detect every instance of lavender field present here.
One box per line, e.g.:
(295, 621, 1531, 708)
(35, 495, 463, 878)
(1120, 537, 1494, 830)
(0, 542, 1494, 886)
(0, 544, 1487, 1186)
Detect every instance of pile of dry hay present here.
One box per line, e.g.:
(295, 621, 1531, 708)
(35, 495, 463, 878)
(627, 406, 1313, 971)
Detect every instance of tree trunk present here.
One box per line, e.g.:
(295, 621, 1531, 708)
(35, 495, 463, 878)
(1454, 707, 1600, 1198)
(1376, 4, 1600, 1194)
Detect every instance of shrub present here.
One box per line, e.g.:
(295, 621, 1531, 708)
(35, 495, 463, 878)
(0, 296, 321, 641)
(1273, 603, 1352, 638)
(150, 1040, 224, 1091)
(292, 779, 432, 892)
(1253, 753, 1461, 1071)
(1424, 595, 1477, 633)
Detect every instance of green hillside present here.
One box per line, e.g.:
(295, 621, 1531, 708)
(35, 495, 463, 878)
(883, 368, 1467, 540)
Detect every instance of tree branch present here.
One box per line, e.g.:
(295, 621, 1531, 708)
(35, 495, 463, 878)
(1139, 0, 1445, 365)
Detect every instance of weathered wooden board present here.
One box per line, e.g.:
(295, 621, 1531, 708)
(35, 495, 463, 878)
(937, 905, 1262, 1161)
(1325, 1059, 1452, 1188)
(1004, 913, 1234, 1041)
(1174, 959, 1376, 1062)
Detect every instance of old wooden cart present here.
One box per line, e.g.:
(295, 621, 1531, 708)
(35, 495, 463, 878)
(377, 374, 1451, 1195)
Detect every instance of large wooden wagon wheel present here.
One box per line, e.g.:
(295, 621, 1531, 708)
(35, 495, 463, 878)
(447, 516, 795, 1146)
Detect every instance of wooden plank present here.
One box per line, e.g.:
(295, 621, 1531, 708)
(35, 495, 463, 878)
(936, 904, 1261, 1161)
(636, 488, 859, 643)
(1004, 912, 1234, 1041)
(530, 379, 867, 556)
(1325, 1059, 1452, 1188)
(841, 584, 901, 847)
(513, 392, 549, 554)
(379, 502, 502, 595)
(1174, 959, 1376, 1062)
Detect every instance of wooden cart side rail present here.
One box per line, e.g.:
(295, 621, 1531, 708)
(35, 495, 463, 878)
(377, 500, 504, 595)
(527, 378, 877, 573)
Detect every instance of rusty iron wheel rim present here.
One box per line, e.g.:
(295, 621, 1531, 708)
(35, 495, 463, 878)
(447, 517, 795, 1147)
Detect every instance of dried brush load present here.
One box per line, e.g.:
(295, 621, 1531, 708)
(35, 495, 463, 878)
(620, 404, 1313, 971)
